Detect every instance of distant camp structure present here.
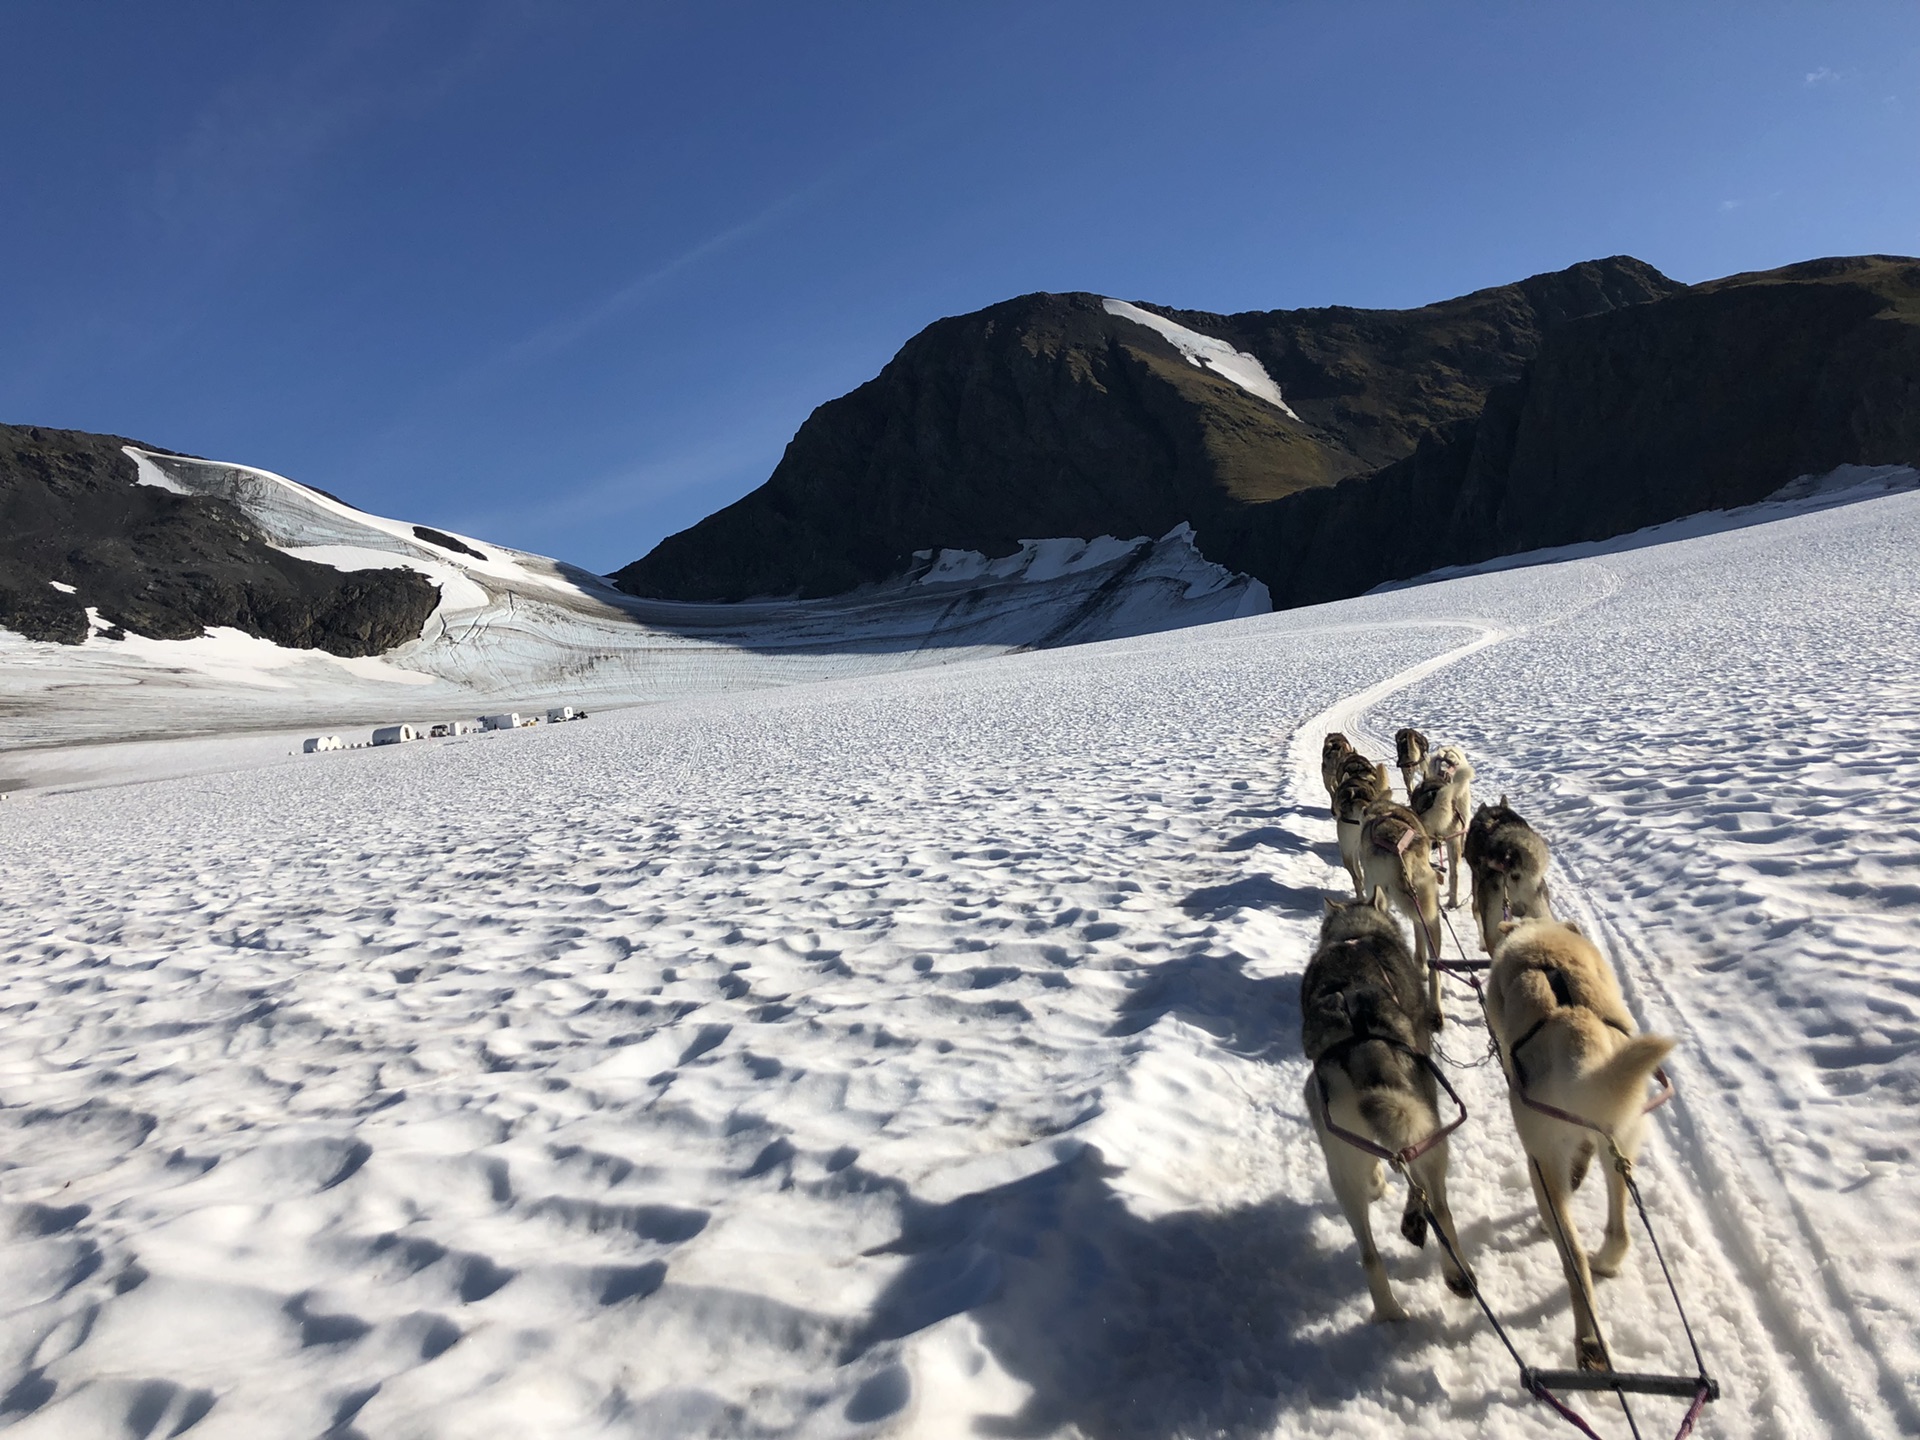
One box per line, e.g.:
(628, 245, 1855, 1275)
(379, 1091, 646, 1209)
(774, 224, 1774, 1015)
(302, 706, 587, 758)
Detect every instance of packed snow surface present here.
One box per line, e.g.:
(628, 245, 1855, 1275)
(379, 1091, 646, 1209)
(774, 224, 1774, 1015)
(1101, 298, 1302, 420)
(2, 489, 1918, 1437)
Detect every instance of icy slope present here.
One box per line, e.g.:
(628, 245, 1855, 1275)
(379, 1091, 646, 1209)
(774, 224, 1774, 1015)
(0, 489, 1916, 1437)
(0, 450, 1266, 753)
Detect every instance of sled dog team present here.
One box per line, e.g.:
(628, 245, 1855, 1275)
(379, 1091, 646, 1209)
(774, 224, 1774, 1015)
(1307, 728, 1675, 1373)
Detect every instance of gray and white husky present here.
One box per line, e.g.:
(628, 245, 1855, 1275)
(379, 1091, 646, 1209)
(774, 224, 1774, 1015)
(1303, 891, 1473, 1322)
(1332, 760, 1391, 895)
(1409, 745, 1475, 910)
(1322, 732, 1358, 801)
(1356, 798, 1446, 1024)
(1462, 795, 1555, 953)
(1486, 918, 1675, 1370)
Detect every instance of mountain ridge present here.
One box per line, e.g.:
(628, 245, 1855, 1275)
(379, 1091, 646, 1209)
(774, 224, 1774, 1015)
(612, 256, 1680, 602)
(611, 253, 1920, 610)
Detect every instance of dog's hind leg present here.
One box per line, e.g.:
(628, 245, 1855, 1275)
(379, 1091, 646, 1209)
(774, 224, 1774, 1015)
(1406, 1142, 1474, 1298)
(1590, 1155, 1633, 1277)
(1471, 876, 1498, 954)
(1412, 885, 1445, 1029)
(1526, 1152, 1608, 1370)
(1308, 1075, 1407, 1323)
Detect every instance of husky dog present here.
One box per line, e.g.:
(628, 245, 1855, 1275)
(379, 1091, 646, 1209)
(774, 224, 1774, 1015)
(1486, 919, 1675, 1370)
(1303, 891, 1472, 1322)
(1394, 727, 1430, 797)
(1409, 746, 1475, 910)
(1333, 761, 1391, 895)
(1357, 799, 1446, 1023)
(1322, 732, 1358, 800)
(1462, 796, 1555, 953)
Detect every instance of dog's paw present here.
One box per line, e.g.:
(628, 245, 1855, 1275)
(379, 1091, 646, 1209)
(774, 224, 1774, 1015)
(1445, 1267, 1474, 1298)
(1591, 1238, 1629, 1277)
(1371, 1300, 1411, 1324)
(1400, 1209, 1428, 1248)
(1576, 1337, 1610, 1373)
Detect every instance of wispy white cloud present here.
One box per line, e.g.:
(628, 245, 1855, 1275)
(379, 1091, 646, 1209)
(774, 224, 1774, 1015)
(464, 189, 815, 384)
(1805, 66, 1840, 86)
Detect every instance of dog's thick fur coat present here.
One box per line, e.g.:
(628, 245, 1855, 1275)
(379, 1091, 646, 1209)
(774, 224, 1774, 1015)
(1409, 745, 1475, 910)
(1302, 892, 1472, 1321)
(1462, 795, 1555, 953)
(1486, 919, 1675, 1370)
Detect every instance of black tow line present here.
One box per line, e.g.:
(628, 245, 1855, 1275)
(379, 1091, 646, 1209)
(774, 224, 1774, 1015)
(1409, 908, 1721, 1440)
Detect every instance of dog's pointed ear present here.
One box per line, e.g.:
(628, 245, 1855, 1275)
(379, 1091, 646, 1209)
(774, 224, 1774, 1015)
(1499, 793, 1509, 807)
(1563, 919, 1585, 937)
(1370, 885, 1390, 913)
(1323, 896, 1339, 916)
(1496, 919, 1520, 938)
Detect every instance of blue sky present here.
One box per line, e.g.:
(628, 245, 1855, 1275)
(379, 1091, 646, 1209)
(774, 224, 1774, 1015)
(3, 3, 1916, 572)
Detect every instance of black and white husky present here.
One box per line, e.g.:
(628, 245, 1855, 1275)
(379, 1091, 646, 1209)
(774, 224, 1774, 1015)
(1303, 892, 1473, 1322)
(1462, 795, 1555, 952)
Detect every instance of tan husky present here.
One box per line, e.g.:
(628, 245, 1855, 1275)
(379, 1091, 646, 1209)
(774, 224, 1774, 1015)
(1409, 745, 1475, 910)
(1357, 799, 1446, 1025)
(1486, 919, 1675, 1371)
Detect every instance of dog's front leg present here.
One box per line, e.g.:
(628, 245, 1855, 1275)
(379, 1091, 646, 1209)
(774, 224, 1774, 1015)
(1446, 836, 1463, 909)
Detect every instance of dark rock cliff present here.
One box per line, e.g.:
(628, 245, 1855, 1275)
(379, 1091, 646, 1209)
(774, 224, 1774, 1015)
(613, 258, 1680, 601)
(1204, 256, 1920, 605)
(0, 424, 439, 652)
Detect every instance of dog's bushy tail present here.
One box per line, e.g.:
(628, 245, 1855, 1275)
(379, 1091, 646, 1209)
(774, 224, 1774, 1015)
(1358, 1087, 1439, 1156)
(1586, 1033, 1676, 1118)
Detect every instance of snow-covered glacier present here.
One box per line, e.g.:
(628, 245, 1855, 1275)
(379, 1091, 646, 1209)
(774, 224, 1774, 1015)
(1, 481, 1917, 1437)
(0, 448, 1268, 755)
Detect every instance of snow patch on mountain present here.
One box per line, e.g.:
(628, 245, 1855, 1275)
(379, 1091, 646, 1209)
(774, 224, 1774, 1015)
(1102, 297, 1301, 419)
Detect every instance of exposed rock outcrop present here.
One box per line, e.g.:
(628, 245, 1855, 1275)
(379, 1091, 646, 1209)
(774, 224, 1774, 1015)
(1206, 256, 1920, 604)
(0, 424, 439, 653)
